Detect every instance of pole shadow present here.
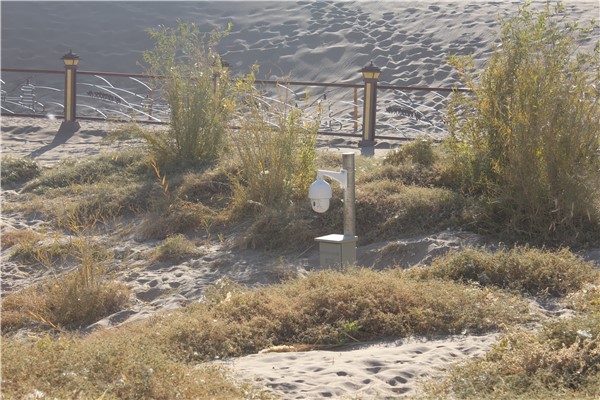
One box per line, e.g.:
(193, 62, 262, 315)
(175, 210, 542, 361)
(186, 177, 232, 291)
(28, 121, 80, 159)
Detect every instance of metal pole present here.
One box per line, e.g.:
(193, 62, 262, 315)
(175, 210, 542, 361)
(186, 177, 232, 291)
(342, 152, 356, 238)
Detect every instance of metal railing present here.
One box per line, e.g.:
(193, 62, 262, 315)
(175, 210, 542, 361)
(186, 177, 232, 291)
(1, 63, 471, 141)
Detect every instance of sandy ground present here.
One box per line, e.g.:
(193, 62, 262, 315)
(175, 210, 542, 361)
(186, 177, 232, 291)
(2, 116, 599, 399)
(2, 1, 599, 398)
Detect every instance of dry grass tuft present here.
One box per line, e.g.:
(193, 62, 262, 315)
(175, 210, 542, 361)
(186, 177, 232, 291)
(151, 234, 205, 261)
(356, 180, 470, 243)
(163, 268, 533, 363)
(409, 247, 599, 297)
(1, 272, 130, 331)
(2, 267, 535, 398)
(425, 316, 600, 399)
(137, 200, 218, 240)
(2, 228, 130, 331)
(0, 156, 41, 185)
(1, 329, 273, 399)
(2, 228, 40, 249)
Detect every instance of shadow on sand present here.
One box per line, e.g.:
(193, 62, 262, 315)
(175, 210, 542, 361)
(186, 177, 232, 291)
(28, 122, 80, 159)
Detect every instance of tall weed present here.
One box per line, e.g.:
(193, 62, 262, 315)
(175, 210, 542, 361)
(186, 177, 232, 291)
(228, 71, 319, 212)
(143, 22, 233, 166)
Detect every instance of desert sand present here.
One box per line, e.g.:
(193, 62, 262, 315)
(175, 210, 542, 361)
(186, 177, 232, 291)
(2, 1, 599, 398)
(2, 1, 598, 140)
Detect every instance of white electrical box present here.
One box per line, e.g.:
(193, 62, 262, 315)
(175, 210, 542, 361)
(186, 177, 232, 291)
(315, 234, 358, 267)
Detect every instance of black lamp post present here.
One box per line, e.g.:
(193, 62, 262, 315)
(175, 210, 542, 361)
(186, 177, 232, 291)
(60, 50, 80, 132)
(359, 61, 381, 147)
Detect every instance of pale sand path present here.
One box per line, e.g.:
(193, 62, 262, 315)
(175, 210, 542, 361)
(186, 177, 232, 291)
(219, 333, 500, 399)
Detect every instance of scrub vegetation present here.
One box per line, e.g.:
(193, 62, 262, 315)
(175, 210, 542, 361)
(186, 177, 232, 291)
(2, 3, 599, 399)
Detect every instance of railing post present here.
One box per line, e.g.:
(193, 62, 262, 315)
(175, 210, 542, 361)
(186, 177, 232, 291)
(353, 87, 358, 132)
(359, 61, 381, 147)
(60, 50, 80, 132)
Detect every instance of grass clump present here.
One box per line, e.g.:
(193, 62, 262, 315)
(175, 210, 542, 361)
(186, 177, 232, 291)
(1, 156, 41, 185)
(152, 234, 204, 261)
(23, 150, 151, 193)
(2, 228, 129, 331)
(166, 268, 532, 362)
(410, 247, 598, 297)
(356, 179, 470, 243)
(447, 2, 600, 244)
(2, 270, 130, 332)
(383, 139, 436, 167)
(1, 228, 40, 249)
(425, 316, 600, 399)
(1, 331, 272, 400)
(2, 268, 534, 398)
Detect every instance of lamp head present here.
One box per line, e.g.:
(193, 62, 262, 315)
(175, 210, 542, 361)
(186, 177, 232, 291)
(61, 50, 80, 66)
(361, 61, 381, 80)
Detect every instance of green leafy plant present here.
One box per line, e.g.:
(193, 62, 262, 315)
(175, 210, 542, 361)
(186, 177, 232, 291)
(447, 2, 600, 244)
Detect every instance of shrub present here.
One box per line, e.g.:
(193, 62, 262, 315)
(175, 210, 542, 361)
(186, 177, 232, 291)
(1, 156, 41, 185)
(142, 22, 232, 166)
(410, 247, 599, 297)
(228, 71, 319, 212)
(383, 139, 435, 167)
(447, 3, 600, 244)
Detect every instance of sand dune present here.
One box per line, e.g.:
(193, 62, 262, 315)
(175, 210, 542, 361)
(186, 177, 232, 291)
(2, 1, 597, 139)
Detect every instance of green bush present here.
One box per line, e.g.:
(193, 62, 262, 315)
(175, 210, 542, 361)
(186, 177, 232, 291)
(143, 22, 232, 166)
(1, 156, 41, 185)
(447, 3, 600, 244)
